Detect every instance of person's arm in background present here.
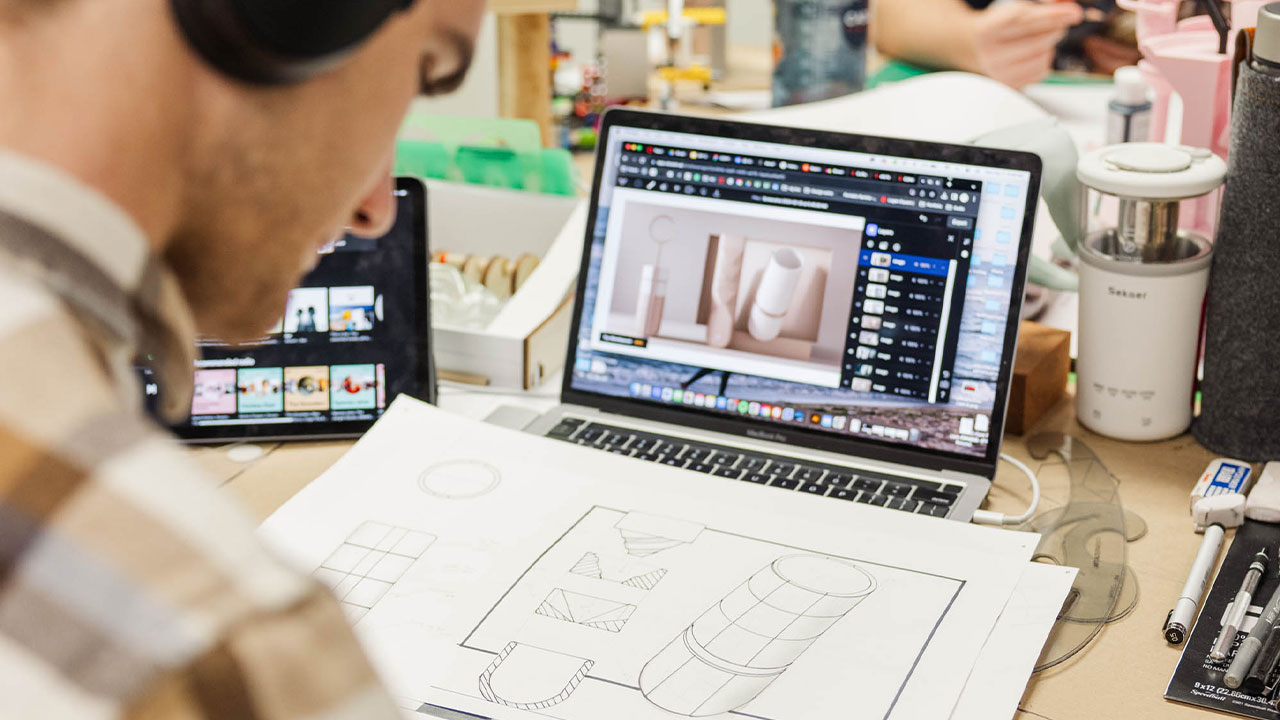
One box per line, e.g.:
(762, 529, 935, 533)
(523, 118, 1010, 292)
(871, 0, 1084, 88)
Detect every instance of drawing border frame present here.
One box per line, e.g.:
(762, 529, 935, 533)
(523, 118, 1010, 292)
(446, 505, 967, 720)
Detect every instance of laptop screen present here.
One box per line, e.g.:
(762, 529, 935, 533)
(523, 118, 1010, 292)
(566, 112, 1036, 464)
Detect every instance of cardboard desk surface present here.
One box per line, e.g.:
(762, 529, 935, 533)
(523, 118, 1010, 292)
(196, 390, 1227, 720)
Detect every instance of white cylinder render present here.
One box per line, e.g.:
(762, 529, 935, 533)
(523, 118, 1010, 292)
(748, 248, 803, 342)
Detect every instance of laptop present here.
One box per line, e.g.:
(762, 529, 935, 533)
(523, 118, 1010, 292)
(520, 109, 1041, 522)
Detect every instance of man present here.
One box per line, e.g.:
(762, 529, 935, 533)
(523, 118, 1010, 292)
(299, 307, 317, 334)
(872, 0, 1123, 89)
(0, 0, 484, 717)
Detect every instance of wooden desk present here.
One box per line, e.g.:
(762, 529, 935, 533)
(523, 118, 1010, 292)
(200, 389, 1224, 720)
(996, 395, 1220, 720)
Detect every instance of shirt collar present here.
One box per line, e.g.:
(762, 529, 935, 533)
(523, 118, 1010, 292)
(0, 151, 197, 422)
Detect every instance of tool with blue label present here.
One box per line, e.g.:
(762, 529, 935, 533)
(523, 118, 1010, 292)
(1193, 459, 1255, 512)
(1165, 459, 1255, 645)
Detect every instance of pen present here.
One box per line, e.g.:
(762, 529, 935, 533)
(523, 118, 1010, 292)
(1228, 580, 1280, 688)
(1211, 547, 1270, 662)
(1250, 628, 1280, 696)
(1165, 524, 1226, 645)
(417, 703, 491, 720)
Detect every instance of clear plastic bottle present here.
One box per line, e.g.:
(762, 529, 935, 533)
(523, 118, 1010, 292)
(1106, 66, 1152, 144)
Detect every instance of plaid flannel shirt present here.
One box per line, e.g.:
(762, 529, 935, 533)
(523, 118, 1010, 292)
(0, 152, 400, 720)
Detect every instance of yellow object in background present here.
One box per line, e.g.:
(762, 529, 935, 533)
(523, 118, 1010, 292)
(657, 65, 714, 84)
(640, 7, 726, 28)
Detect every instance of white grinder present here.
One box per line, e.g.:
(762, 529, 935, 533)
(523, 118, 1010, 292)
(1076, 143, 1226, 441)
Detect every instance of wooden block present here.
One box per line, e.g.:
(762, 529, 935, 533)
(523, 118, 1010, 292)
(1006, 321, 1071, 435)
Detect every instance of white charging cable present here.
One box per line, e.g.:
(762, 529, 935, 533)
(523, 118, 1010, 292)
(972, 452, 1042, 527)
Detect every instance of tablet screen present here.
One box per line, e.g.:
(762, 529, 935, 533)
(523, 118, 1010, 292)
(147, 177, 434, 442)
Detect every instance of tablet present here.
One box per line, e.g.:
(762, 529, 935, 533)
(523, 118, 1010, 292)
(148, 177, 435, 442)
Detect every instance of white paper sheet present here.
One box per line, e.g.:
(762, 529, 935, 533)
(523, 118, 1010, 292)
(950, 563, 1078, 720)
(259, 397, 1037, 720)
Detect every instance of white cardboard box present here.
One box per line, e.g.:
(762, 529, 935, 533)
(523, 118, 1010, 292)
(426, 180, 585, 389)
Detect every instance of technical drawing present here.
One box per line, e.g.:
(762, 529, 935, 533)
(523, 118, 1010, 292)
(640, 554, 877, 717)
(453, 506, 960, 720)
(418, 460, 502, 499)
(614, 511, 705, 557)
(570, 552, 668, 591)
(478, 642, 594, 711)
(313, 521, 435, 623)
(535, 588, 636, 632)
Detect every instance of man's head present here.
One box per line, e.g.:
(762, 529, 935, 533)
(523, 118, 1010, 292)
(168, 0, 484, 341)
(0, 0, 484, 342)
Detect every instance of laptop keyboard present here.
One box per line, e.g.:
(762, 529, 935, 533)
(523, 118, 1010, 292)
(544, 418, 963, 518)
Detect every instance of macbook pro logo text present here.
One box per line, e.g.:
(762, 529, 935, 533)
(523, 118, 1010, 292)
(746, 429, 787, 443)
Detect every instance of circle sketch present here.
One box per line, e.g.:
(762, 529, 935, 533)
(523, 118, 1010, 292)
(418, 460, 502, 499)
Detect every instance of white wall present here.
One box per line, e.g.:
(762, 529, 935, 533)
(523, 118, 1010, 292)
(725, 0, 773, 50)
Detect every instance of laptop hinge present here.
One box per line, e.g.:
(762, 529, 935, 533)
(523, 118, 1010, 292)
(560, 405, 986, 486)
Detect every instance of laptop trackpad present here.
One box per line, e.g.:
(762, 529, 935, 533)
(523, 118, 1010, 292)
(484, 405, 543, 431)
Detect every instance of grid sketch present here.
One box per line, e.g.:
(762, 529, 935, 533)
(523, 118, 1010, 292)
(314, 521, 436, 623)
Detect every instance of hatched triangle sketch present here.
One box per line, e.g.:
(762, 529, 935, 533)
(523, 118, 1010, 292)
(478, 642, 594, 711)
(617, 532, 684, 557)
(536, 588, 636, 632)
(570, 552, 668, 591)
(623, 568, 667, 590)
(614, 512, 705, 557)
(570, 552, 603, 579)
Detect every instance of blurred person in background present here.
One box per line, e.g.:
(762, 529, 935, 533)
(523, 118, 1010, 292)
(872, 0, 1142, 88)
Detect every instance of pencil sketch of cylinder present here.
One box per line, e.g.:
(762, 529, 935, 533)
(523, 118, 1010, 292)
(640, 554, 877, 717)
